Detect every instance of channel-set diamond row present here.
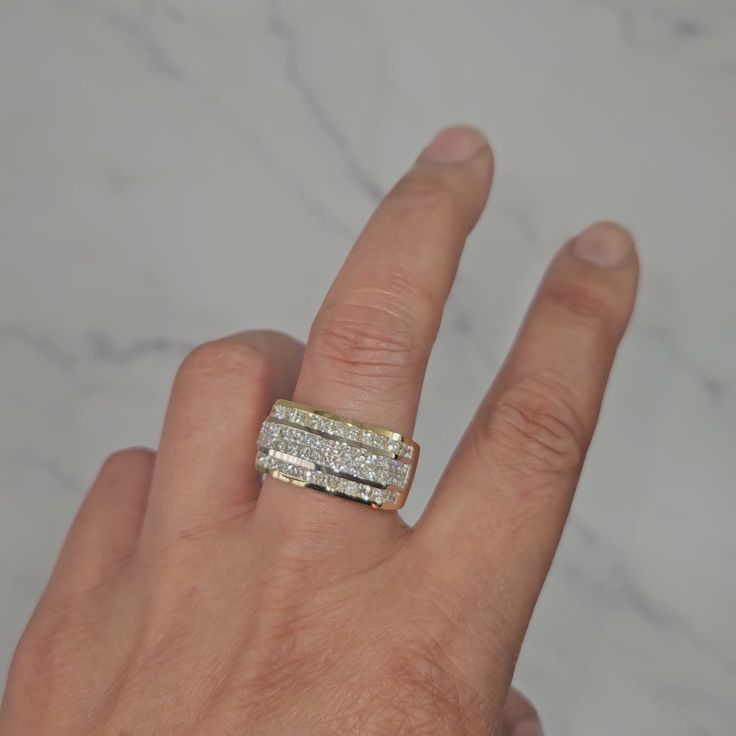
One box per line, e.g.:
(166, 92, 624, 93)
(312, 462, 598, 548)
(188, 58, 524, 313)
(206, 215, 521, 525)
(258, 421, 411, 488)
(270, 402, 414, 460)
(256, 451, 398, 506)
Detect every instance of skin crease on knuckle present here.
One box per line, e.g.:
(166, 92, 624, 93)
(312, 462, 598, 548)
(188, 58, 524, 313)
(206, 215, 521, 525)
(307, 302, 424, 395)
(388, 169, 468, 237)
(476, 373, 589, 483)
(545, 276, 624, 340)
(469, 276, 622, 493)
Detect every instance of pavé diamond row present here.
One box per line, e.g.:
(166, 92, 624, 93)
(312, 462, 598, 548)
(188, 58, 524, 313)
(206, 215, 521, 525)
(256, 451, 399, 506)
(256, 400, 419, 510)
(258, 422, 410, 487)
(271, 401, 414, 460)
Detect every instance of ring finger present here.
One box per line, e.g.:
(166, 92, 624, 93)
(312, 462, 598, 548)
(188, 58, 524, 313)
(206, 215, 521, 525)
(255, 126, 494, 545)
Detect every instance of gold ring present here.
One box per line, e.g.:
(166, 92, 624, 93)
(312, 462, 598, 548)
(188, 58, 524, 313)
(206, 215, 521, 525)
(256, 400, 419, 510)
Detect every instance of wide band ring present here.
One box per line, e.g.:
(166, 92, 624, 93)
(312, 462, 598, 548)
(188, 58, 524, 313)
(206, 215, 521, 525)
(255, 400, 419, 510)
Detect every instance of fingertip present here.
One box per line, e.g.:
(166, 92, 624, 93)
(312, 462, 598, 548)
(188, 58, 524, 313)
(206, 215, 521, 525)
(414, 124, 494, 212)
(570, 220, 638, 270)
(418, 125, 490, 164)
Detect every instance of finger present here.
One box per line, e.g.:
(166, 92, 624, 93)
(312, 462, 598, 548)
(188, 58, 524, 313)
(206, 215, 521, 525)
(46, 448, 155, 596)
(500, 687, 543, 736)
(255, 126, 493, 540)
(141, 330, 304, 543)
(417, 222, 638, 647)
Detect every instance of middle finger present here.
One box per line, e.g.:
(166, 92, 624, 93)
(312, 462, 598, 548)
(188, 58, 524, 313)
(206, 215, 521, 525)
(256, 126, 494, 542)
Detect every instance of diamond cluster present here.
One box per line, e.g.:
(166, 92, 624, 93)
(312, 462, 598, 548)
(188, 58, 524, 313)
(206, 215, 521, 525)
(271, 403, 414, 460)
(256, 452, 398, 506)
(258, 421, 411, 488)
(256, 402, 416, 507)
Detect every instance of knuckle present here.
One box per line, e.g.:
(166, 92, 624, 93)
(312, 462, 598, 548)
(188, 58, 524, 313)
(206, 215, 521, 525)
(309, 304, 422, 385)
(390, 170, 463, 230)
(8, 603, 88, 705)
(176, 339, 271, 394)
(12, 622, 59, 682)
(479, 374, 588, 478)
(546, 281, 616, 334)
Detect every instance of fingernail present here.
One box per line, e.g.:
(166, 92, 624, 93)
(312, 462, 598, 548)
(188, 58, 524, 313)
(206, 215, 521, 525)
(512, 717, 543, 736)
(571, 221, 634, 267)
(418, 125, 488, 163)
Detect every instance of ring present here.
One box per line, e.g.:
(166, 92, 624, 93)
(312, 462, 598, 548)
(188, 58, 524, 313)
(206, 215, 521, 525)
(256, 400, 419, 510)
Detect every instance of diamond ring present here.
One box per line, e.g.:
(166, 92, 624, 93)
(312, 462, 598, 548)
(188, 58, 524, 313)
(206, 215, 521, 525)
(256, 400, 419, 510)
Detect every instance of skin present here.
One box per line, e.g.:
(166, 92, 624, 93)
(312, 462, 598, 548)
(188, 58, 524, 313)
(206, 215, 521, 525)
(0, 127, 638, 735)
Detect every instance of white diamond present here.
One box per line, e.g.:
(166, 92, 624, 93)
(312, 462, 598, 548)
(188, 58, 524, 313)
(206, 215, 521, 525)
(389, 461, 410, 487)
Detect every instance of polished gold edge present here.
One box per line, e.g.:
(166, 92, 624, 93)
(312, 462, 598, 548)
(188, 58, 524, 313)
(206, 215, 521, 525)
(257, 463, 407, 510)
(275, 399, 405, 442)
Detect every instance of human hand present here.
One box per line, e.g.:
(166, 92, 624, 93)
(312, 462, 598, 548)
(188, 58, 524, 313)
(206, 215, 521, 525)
(0, 127, 638, 735)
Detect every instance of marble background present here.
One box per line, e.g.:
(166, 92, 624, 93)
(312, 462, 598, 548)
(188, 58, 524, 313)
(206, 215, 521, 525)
(1, 1, 734, 733)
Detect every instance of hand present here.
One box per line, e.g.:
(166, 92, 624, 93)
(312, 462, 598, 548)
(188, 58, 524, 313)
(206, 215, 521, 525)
(0, 127, 638, 735)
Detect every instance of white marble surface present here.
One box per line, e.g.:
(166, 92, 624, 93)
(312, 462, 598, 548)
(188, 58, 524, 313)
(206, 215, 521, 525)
(1, 1, 735, 733)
